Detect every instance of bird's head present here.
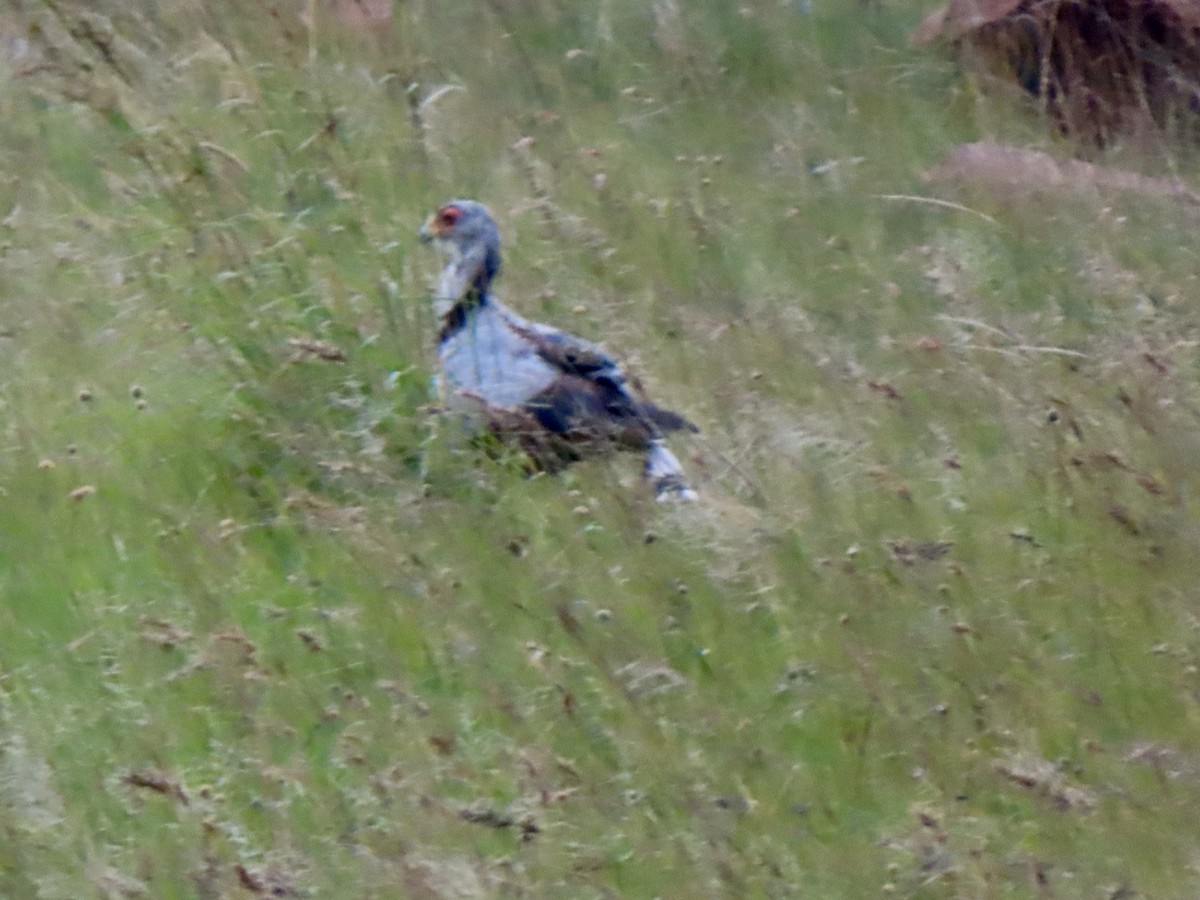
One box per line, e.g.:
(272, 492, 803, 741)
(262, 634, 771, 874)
(419, 200, 502, 314)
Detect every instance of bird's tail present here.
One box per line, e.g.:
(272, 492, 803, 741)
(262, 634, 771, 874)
(646, 440, 697, 502)
(639, 401, 699, 435)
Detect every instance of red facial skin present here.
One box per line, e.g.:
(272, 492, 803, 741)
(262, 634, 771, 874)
(430, 204, 463, 237)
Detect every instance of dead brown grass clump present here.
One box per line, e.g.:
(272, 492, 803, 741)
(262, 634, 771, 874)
(913, 0, 1200, 148)
(928, 139, 1200, 203)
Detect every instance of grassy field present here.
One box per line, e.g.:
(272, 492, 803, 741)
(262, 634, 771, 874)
(4, 1, 1200, 896)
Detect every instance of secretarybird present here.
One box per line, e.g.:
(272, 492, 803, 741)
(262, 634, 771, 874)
(418, 200, 697, 500)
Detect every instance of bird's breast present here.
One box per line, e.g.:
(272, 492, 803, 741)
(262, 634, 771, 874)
(438, 305, 558, 409)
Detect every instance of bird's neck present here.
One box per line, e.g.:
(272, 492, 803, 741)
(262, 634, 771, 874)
(437, 288, 490, 344)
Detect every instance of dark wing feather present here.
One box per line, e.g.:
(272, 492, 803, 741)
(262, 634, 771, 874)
(638, 401, 699, 434)
(512, 321, 622, 378)
(524, 374, 654, 445)
(508, 318, 697, 438)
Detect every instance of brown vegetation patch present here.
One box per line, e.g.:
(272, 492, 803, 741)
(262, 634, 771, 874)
(995, 752, 1097, 811)
(914, 0, 1200, 147)
(929, 141, 1200, 204)
(122, 770, 189, 806)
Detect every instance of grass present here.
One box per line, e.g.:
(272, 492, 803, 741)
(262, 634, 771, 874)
(3, 0, 1200, 896)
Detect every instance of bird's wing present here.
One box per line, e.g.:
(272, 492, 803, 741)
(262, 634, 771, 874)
(508, 318, 626, 382)
(498, 306, 697, 436)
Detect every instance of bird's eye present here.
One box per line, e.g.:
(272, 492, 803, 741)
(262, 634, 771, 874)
(438, 207, 462, 227)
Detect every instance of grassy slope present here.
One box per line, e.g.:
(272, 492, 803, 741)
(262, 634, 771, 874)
(3, 1, 1200, 896)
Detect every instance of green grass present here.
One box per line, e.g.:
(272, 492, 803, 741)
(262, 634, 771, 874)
(3, 0, 1200, 896)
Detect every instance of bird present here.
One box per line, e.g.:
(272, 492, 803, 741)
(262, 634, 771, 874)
(418, 199, 697, 500)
